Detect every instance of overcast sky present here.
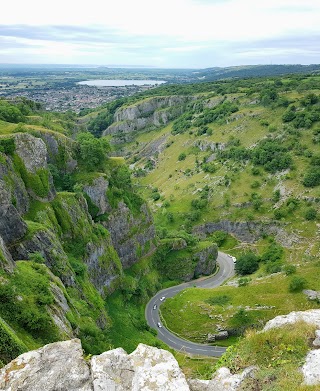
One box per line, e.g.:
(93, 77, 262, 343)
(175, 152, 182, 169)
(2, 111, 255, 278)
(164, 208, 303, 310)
(1, 0, 320, 68)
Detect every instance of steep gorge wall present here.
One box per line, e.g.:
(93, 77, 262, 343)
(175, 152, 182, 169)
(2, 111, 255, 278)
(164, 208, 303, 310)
(0, 131, 157, 359)
(103, 96, 194, 143)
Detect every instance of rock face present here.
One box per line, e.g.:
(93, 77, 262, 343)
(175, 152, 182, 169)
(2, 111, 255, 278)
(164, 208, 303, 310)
(0, 179, 27, 245)
(194, 244, 218, 277)
(104, 202, 156, 269)
(0, 340, 190, 391)
(194, 220, 300, 247)
(14, 133, 47, 174)
(83, 176, 111, 215)
(85, 238, 122, 295)
(104, 96, 193, 143)
(302, 350, 320, 386)
(263, 309, 320, 331)
(0, 339, 92, 391)
(92, 343, 189, 391)
(0, 235, 15, 272)
(188, 366, 257, 391)
(10, 227, 75, 286)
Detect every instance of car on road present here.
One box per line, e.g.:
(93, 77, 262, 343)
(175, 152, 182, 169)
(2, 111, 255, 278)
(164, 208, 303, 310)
(157, 322, 162, 328)
(160, 296, 166, 301)
(153, 304, 157, 310)
(228, 254, 237, 263)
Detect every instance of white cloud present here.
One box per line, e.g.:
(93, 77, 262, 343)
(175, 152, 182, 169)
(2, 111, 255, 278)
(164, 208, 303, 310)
(1, 0, 320, 66)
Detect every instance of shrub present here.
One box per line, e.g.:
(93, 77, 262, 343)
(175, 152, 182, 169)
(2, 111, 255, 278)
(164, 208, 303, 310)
(151, 192, 160, 201)
(305, 207, 317, 221)
(283, 265, 296, 275)
(235, 253, 260, 275)
(289, 276, 307, 292)
(178, 152, 186, 161)
(29, 252, 45, 264)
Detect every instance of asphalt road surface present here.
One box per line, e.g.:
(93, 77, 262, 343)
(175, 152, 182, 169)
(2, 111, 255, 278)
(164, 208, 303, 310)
(145, 251, 235, 357)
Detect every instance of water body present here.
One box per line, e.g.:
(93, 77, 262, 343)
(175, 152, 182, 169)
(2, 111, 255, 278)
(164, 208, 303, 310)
(78, 79, 166, 87)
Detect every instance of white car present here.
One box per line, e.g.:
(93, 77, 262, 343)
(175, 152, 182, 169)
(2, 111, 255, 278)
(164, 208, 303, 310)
(228, 254, 236, 263)
(160, 296, 166, 301)
(157, 322, 162, 328)
(153, 304, 157, 310)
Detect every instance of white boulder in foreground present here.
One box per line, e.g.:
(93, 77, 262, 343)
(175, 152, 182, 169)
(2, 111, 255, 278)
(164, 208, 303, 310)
(188, 366, 257, 391)
(301, 350, 320, 386)
(263, 309, 320, 331)
(0, 339, 189, 391)
(91, 343, 189, 391)
(0, 339, 92, 391)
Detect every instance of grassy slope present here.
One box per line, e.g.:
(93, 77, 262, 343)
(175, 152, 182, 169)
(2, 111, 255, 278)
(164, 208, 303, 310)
(115, 75, 320, 362)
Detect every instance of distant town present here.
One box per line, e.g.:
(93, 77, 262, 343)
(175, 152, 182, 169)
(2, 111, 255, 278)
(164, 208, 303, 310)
(0, 84, 155, 113)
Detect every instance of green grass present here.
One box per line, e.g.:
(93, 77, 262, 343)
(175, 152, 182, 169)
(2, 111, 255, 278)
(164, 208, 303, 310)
(217, 321, 318, 390)
(161, 262, 320, 343)
(105, 291, 164, 353)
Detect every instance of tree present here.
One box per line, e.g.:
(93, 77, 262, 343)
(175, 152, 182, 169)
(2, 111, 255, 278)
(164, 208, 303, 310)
(76, 132, 110, 171)
(235, 253, 260, 275)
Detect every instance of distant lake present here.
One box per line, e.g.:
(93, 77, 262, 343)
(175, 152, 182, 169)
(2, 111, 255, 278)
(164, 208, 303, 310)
(78, 79, 166, 87)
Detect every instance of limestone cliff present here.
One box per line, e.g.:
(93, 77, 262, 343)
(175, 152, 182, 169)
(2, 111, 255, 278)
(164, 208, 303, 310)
(103, 96, 193, 143)
(0, 130, 158, 362)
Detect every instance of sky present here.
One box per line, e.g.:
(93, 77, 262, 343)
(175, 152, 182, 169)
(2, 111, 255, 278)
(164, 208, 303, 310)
(0, 0, 320, 68)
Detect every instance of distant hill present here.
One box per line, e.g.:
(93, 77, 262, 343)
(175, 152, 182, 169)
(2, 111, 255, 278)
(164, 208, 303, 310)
(190, 64, 320, 81)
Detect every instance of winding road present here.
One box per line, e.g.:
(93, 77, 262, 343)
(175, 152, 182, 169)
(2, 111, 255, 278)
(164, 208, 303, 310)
(145, 252, 235, 357)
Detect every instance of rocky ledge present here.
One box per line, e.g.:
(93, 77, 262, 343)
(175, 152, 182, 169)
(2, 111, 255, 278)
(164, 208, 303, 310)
(1, 310, 320, 390)
(0, 339, 253, 391)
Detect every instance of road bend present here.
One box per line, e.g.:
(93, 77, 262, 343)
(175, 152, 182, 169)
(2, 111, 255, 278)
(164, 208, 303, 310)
(145, 252, 235, 357)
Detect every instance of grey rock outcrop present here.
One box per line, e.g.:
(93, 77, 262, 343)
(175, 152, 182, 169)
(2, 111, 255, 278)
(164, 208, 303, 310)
(188, 366, 257, 391)
(14, 133, 47, 174)
(48, 281, 73, 338)
(104, 96, 193, 143)
(301, 350, 320, 386)
(104, 202, 156, 269)
(0, 340, 190, 391)
(0, 179, 27, 245)
(312, 329, 320, 347)
(263, 309, 320, 331)
(11, 227, 75, 286)
(36, 130, 77, 173)
(0, 234, 15, 272)
(85, 239, 122, 295)
(0, 153, 29, 215)
(92, 343, 189, 391)
(194, 140, 226, 153)
(14, 133, 56, 201)
(303, 289, 320, 301)
(83, 176, 111, 215)
(194, 220, 300, 247)
(207, 331, 229, 342)
(0, 339, 92, 391)
(194, 244, 218, 277)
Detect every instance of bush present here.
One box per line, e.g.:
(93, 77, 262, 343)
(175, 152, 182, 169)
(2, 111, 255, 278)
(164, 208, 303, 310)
(289, 276, 307, 292)
(235, 253, 260, 275)
(178, 152, 186, 161)
(211, 230, 228, 246)
(305, 207, 317, 220)
(151, 192, 161, 201)
(283, 264, 296, 275)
